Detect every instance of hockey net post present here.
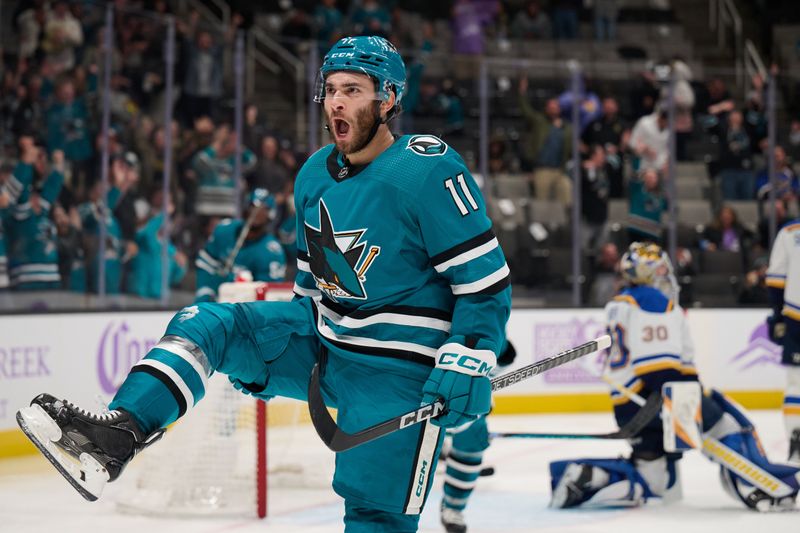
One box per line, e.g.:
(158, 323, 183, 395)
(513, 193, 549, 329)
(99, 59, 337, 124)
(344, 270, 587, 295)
(115, 282, 324, 519)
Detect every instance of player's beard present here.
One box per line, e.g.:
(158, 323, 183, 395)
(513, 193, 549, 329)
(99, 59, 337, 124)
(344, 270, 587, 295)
(326, 102, 379, 155)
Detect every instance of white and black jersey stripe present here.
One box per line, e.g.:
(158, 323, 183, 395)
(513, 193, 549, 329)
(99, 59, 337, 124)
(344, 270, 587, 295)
(311, 299, 449, 367)
(430, 229, 510, 296)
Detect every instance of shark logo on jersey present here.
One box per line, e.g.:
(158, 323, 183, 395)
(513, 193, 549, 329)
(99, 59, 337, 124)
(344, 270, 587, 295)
(178, 305, 199, 322)
(406, 135, 447, 157)
(304, 200, 380, 300)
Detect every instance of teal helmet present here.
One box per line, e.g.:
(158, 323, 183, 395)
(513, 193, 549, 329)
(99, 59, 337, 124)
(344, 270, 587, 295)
(315, 36, 407, 105)
(248, 188, 277, 218)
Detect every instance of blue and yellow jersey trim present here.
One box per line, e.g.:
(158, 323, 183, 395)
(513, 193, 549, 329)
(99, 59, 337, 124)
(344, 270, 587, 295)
(783, 301, 800, 321)
(632, 353, 682, 376)
(767, 273, 787, 289)
(783, 396, 800, 416)
(610, 378, 645, 405)
(613, 294, 639, 307)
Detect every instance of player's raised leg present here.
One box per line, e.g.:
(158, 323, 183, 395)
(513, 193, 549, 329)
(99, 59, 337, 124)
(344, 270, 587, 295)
(17, 298, 325, 501)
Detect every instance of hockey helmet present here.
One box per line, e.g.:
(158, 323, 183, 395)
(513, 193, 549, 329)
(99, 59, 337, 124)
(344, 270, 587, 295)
(315, 36, 407, 105)
(619, 242, 674, 289)
(248, 188, 277, 219)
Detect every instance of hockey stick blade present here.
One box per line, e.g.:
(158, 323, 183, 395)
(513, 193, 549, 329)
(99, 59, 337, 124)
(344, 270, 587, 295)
(308, 335, 611, 452)
(489, 391, 663, 441)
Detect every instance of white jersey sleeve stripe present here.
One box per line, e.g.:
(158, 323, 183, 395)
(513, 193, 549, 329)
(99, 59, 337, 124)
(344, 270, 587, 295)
(450, 263, 510, 295)
(434, 237, 499, 273)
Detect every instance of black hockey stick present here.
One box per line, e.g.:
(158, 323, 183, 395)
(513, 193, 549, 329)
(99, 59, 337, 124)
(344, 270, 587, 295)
(489, 391, 662, 441)
(307, 335, 611, 452)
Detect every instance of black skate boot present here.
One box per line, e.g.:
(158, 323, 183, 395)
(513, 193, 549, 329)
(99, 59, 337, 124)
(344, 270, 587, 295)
(440, 502, 467, 533)
(16, 393, 164, 501)
(790, 429, 800, 464)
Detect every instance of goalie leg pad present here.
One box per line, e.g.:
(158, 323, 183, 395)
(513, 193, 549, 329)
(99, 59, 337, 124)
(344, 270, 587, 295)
(708, 431, 800, 508)
(549, 457, 677, 508)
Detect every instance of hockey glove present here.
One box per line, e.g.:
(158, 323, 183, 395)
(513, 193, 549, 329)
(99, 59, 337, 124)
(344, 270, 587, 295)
(422, 340, 495, 429)
(767, 314, 786, 346)
(229, 375, 274, 402)
(497, 339, 517, 368)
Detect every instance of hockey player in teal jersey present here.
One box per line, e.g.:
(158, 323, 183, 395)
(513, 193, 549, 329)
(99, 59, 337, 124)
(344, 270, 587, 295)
(194, 188, 287, 302)
(5, 150, 64, 289)
(17, 36, 511, 532)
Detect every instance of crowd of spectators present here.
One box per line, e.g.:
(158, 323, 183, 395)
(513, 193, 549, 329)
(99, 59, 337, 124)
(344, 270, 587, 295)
(1, 0, 798, 310)
(0, 0, 301, 301)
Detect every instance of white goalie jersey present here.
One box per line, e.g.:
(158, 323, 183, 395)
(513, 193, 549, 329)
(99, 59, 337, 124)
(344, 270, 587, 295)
(605, 285, 696, 407)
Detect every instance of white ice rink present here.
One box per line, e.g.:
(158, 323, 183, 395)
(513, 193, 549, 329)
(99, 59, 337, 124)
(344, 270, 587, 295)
(1, 410, 797, 533)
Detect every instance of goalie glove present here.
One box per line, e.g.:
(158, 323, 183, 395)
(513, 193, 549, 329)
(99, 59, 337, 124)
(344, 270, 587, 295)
(767, 314, 786, 346)
(421, 338, 495, 429)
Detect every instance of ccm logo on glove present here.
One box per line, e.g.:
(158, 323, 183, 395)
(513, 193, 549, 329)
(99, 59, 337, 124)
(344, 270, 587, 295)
(436, 343, 496, 376)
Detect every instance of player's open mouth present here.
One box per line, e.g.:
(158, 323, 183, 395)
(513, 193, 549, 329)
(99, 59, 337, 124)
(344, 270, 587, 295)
(333, 119, 350, 140)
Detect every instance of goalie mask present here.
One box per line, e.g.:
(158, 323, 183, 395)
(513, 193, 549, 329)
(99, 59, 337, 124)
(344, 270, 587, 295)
(620, 242, 678, 298)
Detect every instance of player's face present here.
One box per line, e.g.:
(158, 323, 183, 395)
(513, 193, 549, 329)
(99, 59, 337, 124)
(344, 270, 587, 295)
(323, 72, 380, 155)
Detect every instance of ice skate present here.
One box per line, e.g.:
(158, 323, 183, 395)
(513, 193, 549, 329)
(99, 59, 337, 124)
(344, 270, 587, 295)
(16, 393, 163, 501)
(440, 502, 467, 533)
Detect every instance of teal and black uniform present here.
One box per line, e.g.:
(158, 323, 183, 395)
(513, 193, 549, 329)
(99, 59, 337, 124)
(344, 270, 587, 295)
(107, 36, 511, 532)
(194, 218, 287, 302)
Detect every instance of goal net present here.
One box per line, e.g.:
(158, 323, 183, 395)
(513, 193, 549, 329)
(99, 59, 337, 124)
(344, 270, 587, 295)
(115, 282, 334, 518)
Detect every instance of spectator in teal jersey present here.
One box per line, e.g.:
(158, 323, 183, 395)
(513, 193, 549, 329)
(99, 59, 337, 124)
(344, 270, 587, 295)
(627, 168, 668, 244)
(190, 124, 256, 218)
(313, 0, 344, 54)
(5, 147, 65, 289)
(0, 164, 13, 289)
(45, 77, 92, 181)
(350, 0, 391, 38)
(126, 190, 187, 299)
(194, 189, 286, 302)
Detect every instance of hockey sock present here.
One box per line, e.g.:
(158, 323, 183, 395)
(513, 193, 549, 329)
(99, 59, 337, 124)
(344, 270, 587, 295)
(784, 367, 800, 438)
(109, 342, 208, 434)
(443, 449, 483, 511)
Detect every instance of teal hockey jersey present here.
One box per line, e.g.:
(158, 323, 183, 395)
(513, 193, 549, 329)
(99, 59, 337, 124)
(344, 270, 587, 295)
(194, 218, 287, 302)
(293, 135, 511, 368)
(5, 163, 63, 289)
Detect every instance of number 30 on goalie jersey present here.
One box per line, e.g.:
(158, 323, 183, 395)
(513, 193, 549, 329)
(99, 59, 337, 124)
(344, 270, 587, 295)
(604, 286, 696, 406)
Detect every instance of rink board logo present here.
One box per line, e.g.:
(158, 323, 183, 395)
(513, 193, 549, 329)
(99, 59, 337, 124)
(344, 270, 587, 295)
(406, 135, 447, 157)
(96, 321, 158, 394)
(304, 199, 380, 300)
(729, 322, 782, 370)
(533, 318, 606, 384)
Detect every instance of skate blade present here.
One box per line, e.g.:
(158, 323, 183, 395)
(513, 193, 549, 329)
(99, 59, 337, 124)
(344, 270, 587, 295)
(16, 405, 109, 501)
